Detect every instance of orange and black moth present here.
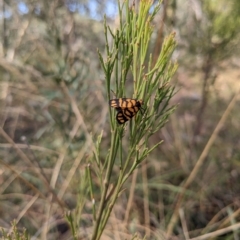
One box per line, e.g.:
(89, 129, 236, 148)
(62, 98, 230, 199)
(109, 98, 144, 124)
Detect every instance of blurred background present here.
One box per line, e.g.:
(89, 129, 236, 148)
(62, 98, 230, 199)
(0, 0, 240, 239)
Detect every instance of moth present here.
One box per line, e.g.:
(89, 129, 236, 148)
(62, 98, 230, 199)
(109, 98, 144, 124)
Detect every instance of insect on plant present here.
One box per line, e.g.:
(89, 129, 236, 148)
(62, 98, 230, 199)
(109, 98, 144, 124)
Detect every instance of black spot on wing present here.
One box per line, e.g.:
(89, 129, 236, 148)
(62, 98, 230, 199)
(116, 110, 128, 124)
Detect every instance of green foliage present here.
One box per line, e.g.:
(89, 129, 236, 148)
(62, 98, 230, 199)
(1, 221, 30, 240)
(91, 0, 177, 239)
(203, 0, 240, 52)
(205, 0, 240, 33)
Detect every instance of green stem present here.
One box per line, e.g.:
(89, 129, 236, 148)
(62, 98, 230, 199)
(91, 129, 118, 240)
